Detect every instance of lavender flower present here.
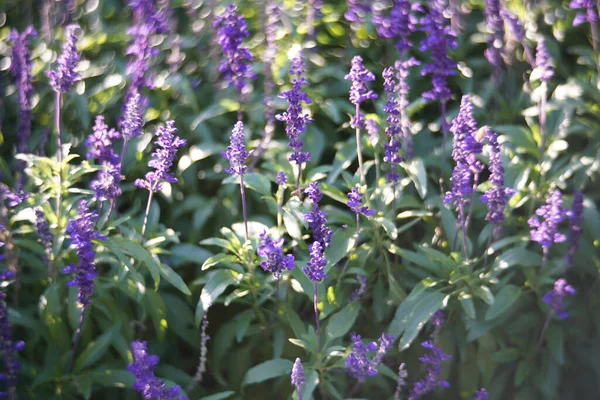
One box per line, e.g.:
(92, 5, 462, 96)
(263, 1, 280, 142)
(128, 340, 187, 400)
(86, 116, 122, 165)
(408, 341, 452, 400)
(473, 388, 489, 400)
(222, 121, 249, 176)
(431, 310, 445, 338)
(480, 130, 514, 225)
(365, 119, 380, 147)
(570, 0, 599, 26)
(346, 332, 394, 382)
(48, 24, 82, 93)
(484, 0, 505, 76)
(276, 171, 288, 186)
(214, 3, 256, 94)
(188, 311, 210, 390)
(350, 275, 367, 302)
(345, 0, 370, 28)
(291, 358, 305, 389)
(372, 0, 419, 54)
(420, 0, 457, 102)
(91, 163, 123, 201)
(126, 23, 156, 101)
(35, 209, 53, 269)
(500, 9, 525, 42)
(345, 56, 378, 125)
(394, 363, 408, 400)
(62, 201, 105, 306)
(383, 66, 402, 182)
(276, 54, 313, 166)
(121, 92, 144, 140)
(347, 187, 375, 217)
(372, 332, 395, 366)
(304, 183, 333, 249)
(257, 231, 295, 279)
(303, 241, 327, 283)
(528, 190, 567, 250)
(395, 57, 419, 159)
(566, 192, 584, 269)
(135, 121, 187, 192)
(536, 38, 554, 82)
(0, 271, 24, 398)
(542, 278, 576, 319)
(305, 182, 323, 204)
(9, 27, 37, 156)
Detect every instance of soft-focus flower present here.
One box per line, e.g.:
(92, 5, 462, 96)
(190, 311, 210, 388)
(276, 54, 312, 165)
(420, 0, 457, 102)
(92, 163, 123, 201)
(214, 3, 256, 94)
(35, 209, 53, 264)
(345, 56, 378, 115)
(528, 190, 567, 250)
(542, 278, 576, 319)
(484, 0, 505, 75)
(121, 92, 144, 140)
(372, 332, 395, 366)
(135, 121, 186, 192)
(350, 275, 367, 302)
(0, 272, 25, 398)
(365, 119, 380, 147)
(291, 358, 306, 388)
(62, 201, 105, 306)
(303, 241, 327, 283)
(408, 341, 452, 400)
(346, 332, 394, 382)
(347, 187, 375, 217)
(566, 192, 584, 269)
(373, 0, 419, 54)
(480, 130, 514, 224)
(570, 0, 599, 26)
(473, 388, 489, 400)
(345, 0, 370, 28)
(48, 24, 82, 93)
(383, 66, 402, 182)
(276, 171, 288, 186)
(304, 183, 333, 249)
(128, 340, 187, 400)
(257, 231, 295, 279)
(86, 116, 122, 165)
(431, 310, 445, 338)
(395, 57, 419, 159)
(394, 363, 408, 400)
(536, 38, 554, 82)
(500, 9, 525, 41)
(222, 121, 249, 176)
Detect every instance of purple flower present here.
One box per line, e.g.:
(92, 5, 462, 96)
(291, 358, 305, 388)
(86, 116, 122, 165)
(257, 231, 295, 279)
(276, 54, 313, 165)
(408, 341, 452, 400)
(121, 92, 144, 141)
(303, 241, 327, 283)
(304, 183, 333, 249)
(128, 340, 187, 400)
(0, 276, 24, 398)
(135, 121, 186, 192)
(35, 209, 53, 263)
(395, 363, 409, 400)
(395, 57, 419, 159)
(345, 0, 370, 26)
(350, 274, 367, 302)
(92, 163, 123, 201)
(473, 388, 489, 400)
(214, 3, 256, 94)
(383, 66, 402, 182)
(305, 182, 323, 204)
(276, 171, 288, 186)
(48, 24, 82, 93)
(570, 0, 599, 26)
(62, 201, 105, 306)
(484, 0, 505, 75)
(347, 187, 375, 217)
(222, 121, 249, 176)
(9, 27, 37, 156)
(372, 0, 419, 54)
(346, 332, 394, 382)
(365, 119, 380, 146)
(528, 190, 567, 250)
(542, 278, 576, 319)
(566, 192, 584, 269)
(345, 56, 378, 110)
(536, 38, 554, 82)
(420, 0, 457, 102)
(372, 332, 395, 366)
(501, 9, 525, 41)
(431, 310, 445, 338)
(126, 23, 157, 101)
(480, 130, 514, 224)
(129, 0, 169, 32)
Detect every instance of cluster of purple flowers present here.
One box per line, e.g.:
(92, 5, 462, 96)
(0, 271, 24, 398)
(291, 358, 305, 397)
(214, 3, 256, 95)
(304, 182, 333, 249)
(566, 192, 584, 269)
(48, 24, 81, 93)
(344, 0, 370, 29)
(480, 130, 514, 225)
(408, 340, 452, 400)
(135, 121, 187, 192)
(347, 187, 375, 217)
(304, 241, 327, 283)
(345, 332, 394, 382)
(528, 190, 567, 250)
(542, 278, 577, 319)
(276, 55, 313, 165)
(62, 201, 105, 306)
(373, 0, 419, 55)
(473, 388, 489, 400)
(222, 121, 249, 177)
(383, 66, 402, 182)
(536, 38, 554, 82)
(349, 275, 367, 302)
(276, 171, 288, 187)
(345, 56, 378, 129)
(86, 116, 121, 165)
(128, 340, 187, 400)
(257, 231, 295, 279)
(484, 0, 505, 76)
(570, 0, 599, 26)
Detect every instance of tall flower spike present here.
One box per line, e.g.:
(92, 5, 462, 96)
(372, 0, 419, 54)
(303, 241, 327, 283)
(408, 341, 452, 400)
(304, 183, 333, 249)
(473, 388, 489, 400)
(214, 3, 256, 95)
(345, 56, 378, 127)
(346, 332, 394, 382)
(347, 187, 375, 217)
(86, 116, 122, 165)
(257, 231, 295, 279)
(121, 92, 144, 141)
(128, 340, 188, 400)
(48, 24, 82, 93)
(528, 190, 567, 250)
(276, 171, 288, 187)
(188, 310, 210, 391)
(480, 129, 514, 226)
(536, 37, 554, 82)
(542, 278, 576, 319)
(395, 57, 420, 159)
(0, 271, 25, 399)
(484, 0, 505, 77)
(566, 192, 584, 269)
(135, 121, 187, 192)
(62, 201, 105, 306)
(570, 0, 599, 26)
(383, 66, 402, 182)
(291, 358, 306, 391)
(349, 274, 367, 302)
(276, 54, 313, 167)
(222, 121, 249, 176)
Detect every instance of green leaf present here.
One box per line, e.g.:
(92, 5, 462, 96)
(485, 285, 521, 320)
(170, 244, 212, 265)
(514, 360, 532, 386)
(320, 183, 347, 203)
(398, 291, 449, 350)
(547, 326, 564, 365)
(202, 253, 239, 271)
(491, 348, 520, 363)
(89, 368, 135, 388)
(196, 270, 242, 325)
(117, 240, 161, 288)
(74, 323, 121, 371)
(243, 173, 272, 196)
(159, 264, 191, 295)
(326, 302, 360, 340)
(200, 237, 236, 253)
(474, 286, 495, 305)
(324, 228, 355, 272)
(492, 248, 542, 271)
(199, 391, 236, 400)
(404, 158, 427, 198)
(242, 359, 294, 386)
(459, 295, 476, 319)
(375, 217, 397, 240)
(235, 311, 255, 343)
(388, 283, 428, 337)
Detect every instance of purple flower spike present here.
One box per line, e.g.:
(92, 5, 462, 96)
(222, 121, 249, 176)
(350, 274, 367, 302)
(305, 182, 323, 204)
(86, 116, 122, 165)
(484, 0, 505, 75)
(373, 0, 419, 54)
(383, 66, 402, 182)
(431, 310, 445, 338)
(257, 231, 295, 279)
(566, 192, 584, 269)
(542, 278, 576, 319)
(121, 92, 144, 140)
(347, 187, 375, 217)
(304, 183, 333, 249)
(291, 358, 306, 388)
(35, 209, 53, 263)
(276, 54, 312, 165)
(570, 0, 599, 26)
(346, 332, 394, 382)
(135, 121, 186, 192)
(303, 241, 327, 283)
(48, 24, 82, 93)
(345, 0, 371, 27)
(395, 57, 419, 159)
(128, 340, 188, 400)
(63, 201, 105, 306)
(276, 171, 288, 186)
(536, 38, 554, 82)
(528, 190, 568, 250)
(473, 388, 489, 400)
(480, 130, 514, 225)
(501, 9, 525, 42)
(408, 341, 452, 400)
(0, 272, 24, 397)
(214, 3, 256, 94)
(345, 56, 378, 110)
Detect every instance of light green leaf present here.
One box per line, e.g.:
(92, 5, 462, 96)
(159, 264, 191, 295)
(242, 359, 294, 386)
(326, 302, 360, 340)
(324, 229, 356, 272)
(202, 253, 239, 271)
(398, 291, 449, 350)
(117, 240, 161, 289)
(74, 323, 121, 371)
(485, 285, 521, 320)
(196, 270, 242, 325)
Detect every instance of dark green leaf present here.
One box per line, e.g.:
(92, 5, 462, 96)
(242, 359, 293, 386)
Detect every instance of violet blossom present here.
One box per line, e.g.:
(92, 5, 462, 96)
(570, 0, 599, 26)
(347, 187, 375, 217)
(395, 57, 419, 159)
(345, 332, 394, 382)
(303, 241, 327, 283)
(536, 37, 554, 82)
(345, 56, 378, 128)
(542, 278, 576, 320)
(350, 275, 367, 302)
(222, 121, 249, 177)
(257, 231, 295, 279)
(473, 388, 489, 400)
(528, 190, 567, 251)
(86, 116, 121, 165)
(566, 192, 584, 269)
(480, 130, 514, 226)
(484, 0, 505, 77)
(383, 66, 402, 182)
(304, 182, 333, 249)
(408, 341, 452, 400)
(48, 24, 81, 93)
(291, 358, 306, 391)
(372, 0, 419, 54)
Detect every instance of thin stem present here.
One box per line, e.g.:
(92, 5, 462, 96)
(355, 213, 360, 245)
(355, 104, 366, 185)
(538, 85, 547, 164)
(439, 100, 448, 194)
(374, 152, 381, 186)
(459, 204, 469, 259)
(465, 173, 479, 233)
(55, 91, 63, 224)
(240, 175, 249, 241)
(313, 281, 320, 352)
(535, 314, 551, 354)
(277, 188, 284, 230)
(274, 276, 280, 320)
(66, 305, 86, 373)
(296, 163, 303, 191)
(298, 387, 303, 400)
(541, 247, 548, 269)
(141, 190, 154, 239)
